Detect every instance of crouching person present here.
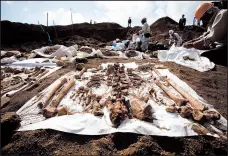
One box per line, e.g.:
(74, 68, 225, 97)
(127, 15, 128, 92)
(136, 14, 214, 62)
(183, 2, 227, 66)
(169, 30, 182, 47)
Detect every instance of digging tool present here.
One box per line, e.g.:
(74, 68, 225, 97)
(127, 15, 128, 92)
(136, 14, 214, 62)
(43, 78, 75, 118)
(166, 78, 205, 110)
(155, 80, 188, 106)
(37, 78, 67, 109)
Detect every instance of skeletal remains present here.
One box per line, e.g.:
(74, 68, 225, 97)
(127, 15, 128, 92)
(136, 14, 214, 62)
(125, 50, 138, 58)
(79, 47, 93, 54)
(155, 78, 221, 124)
(102, 50, 119, 56)
(14, 63, 222, 133)
(1, 67, 51, 98)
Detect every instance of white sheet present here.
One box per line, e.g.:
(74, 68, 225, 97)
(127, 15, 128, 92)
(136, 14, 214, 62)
(9, 58, 57, 68)
(16, 63, 226, 137)
(157, 46, 215, 72)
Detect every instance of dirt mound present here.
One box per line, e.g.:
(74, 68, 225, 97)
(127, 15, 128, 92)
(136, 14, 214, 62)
(1, 129, 227, 156)
(150, 16, 205, 45)
(1, 17, 206, 51)
(151, 16, 178, 29)
(1, 21, 124, 47)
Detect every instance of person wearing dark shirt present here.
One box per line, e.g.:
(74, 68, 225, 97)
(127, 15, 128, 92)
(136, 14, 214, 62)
(128, 17, 132, 27)
(179, 14, 186, 30)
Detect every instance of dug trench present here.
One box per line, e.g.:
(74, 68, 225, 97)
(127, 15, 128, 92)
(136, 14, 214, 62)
(1, 58, 227, 156)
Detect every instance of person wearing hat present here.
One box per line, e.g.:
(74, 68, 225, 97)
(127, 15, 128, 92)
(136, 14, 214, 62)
(179, 14, 186, 30)
(169, 30, 182, 47)
(183, 2, 227, 66)
(128, 17, 132, 27)
(183, 2, 227, 50)
(136, 17, 151, 52)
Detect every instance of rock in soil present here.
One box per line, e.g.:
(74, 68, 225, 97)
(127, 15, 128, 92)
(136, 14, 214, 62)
(1, 112, 21, 147)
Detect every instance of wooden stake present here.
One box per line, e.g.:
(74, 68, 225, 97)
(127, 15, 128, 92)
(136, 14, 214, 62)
(53, 20, 58, 40)
(70, 8, 74, 37)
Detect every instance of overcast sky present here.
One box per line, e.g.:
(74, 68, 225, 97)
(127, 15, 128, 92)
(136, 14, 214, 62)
(1, 1, 205, 27)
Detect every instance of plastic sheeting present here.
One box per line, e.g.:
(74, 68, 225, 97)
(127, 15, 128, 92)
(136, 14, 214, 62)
(1, 56, 18, 64)
(1, 50, 21, 57)
(29, 44, 151, 60)
(8, 58, 58, 68)
(97, 49, 151, 60)
(16, 63, 226, 137)
(32, 45, 78, 58)
(157, 45, 215, 72)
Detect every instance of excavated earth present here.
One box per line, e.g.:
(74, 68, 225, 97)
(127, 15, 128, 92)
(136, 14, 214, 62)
(1, 18, 227, 155)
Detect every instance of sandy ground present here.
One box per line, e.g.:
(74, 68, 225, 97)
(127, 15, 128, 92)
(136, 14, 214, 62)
(1, 58, 227, 155)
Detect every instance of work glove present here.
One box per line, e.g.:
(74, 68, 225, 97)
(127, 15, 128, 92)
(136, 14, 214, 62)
(169, 40, 172, 45)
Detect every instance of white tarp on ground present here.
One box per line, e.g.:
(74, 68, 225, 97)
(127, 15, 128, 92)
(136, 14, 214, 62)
(32, 45, 79, 58)
(8, 58, 58, 68)
(1, 56, 19, 64)
(16, 62, 227, 137)
(30, 44, 151, 60)
(157, 45, 215, 72)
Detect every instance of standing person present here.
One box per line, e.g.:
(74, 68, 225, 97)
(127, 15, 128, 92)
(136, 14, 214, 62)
(137, 17, 151, 52)
(179, 14, 186, 30)
(90, 20, 92, 24)
(128, 17, 132, 27)
(183, 2, 227, 66)
(168, 30, 182, 47)
(193, 17, 196, 25)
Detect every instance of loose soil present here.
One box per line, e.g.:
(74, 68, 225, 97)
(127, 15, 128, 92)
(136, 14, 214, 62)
(1, 17, 227, 155)
(1, 58, 227, 156)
